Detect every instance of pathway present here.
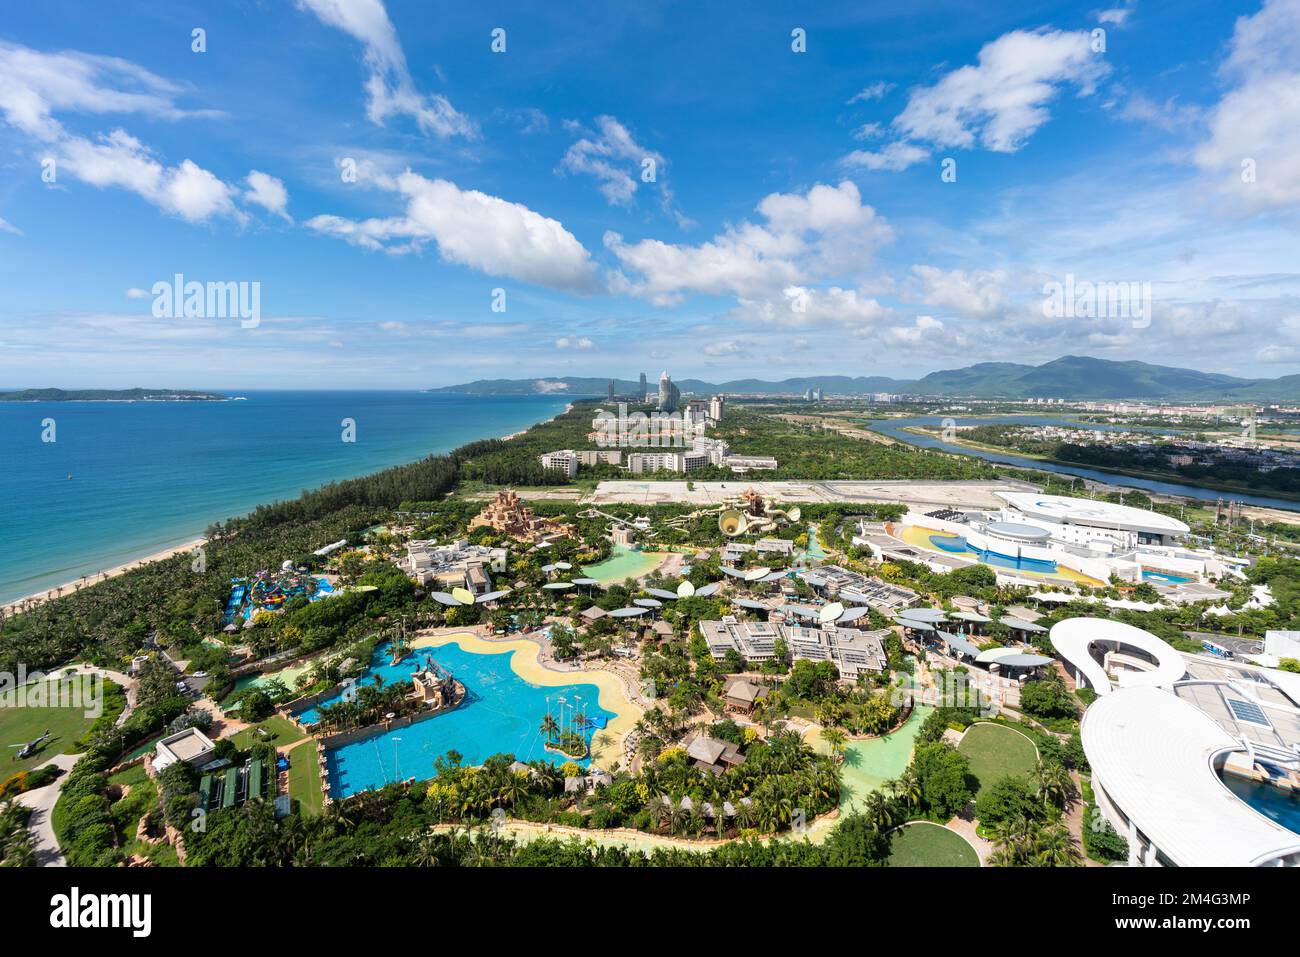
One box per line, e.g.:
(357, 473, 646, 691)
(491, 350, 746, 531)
(14, 753, 79, 867)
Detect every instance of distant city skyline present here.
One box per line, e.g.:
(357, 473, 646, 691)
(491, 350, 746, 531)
(2, 1, 1299, 388)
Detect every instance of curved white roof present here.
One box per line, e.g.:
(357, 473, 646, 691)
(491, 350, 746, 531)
(996, 492, 1189, 536)
(1082, 686, 1300, 867)
(1049, 618, 1187, 696)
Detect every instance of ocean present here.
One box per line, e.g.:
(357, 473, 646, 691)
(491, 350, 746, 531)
(0, 392, 574, 605)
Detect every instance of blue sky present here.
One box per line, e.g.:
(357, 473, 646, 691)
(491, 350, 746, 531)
(1, 0, 1298, 388)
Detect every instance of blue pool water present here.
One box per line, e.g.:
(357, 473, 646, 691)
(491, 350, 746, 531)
(313, 641, 615, 797)
(1142, 570, 1193, 584)
(927, 534, 1060, 574)
(1223, 775, 1300, 837)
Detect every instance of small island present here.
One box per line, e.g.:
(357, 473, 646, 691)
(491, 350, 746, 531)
(0, 388, 229, 402)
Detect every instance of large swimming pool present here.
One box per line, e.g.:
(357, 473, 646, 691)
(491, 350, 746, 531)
(314, 641, 614, 797)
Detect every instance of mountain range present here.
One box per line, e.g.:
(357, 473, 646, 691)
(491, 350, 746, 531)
(431, 356, 1300, 403)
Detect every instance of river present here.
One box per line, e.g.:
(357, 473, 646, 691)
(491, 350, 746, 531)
(869, 415, 1300, 513)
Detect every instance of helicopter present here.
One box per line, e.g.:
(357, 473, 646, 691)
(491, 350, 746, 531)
(8, 730, 52, 761)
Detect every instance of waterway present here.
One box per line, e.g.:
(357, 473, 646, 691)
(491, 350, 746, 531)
(869, 415, 1300, 513)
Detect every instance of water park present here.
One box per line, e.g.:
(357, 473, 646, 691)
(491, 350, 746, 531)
(222, 563, 336, 626)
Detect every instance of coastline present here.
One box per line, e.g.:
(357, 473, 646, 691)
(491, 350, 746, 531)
(1, 537, 207, 615)
(1, 394, 576, 610)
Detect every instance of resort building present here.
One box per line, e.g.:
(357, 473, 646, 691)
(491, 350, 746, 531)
(625, 450, 711, 473)
(799, 564, 919, 614)
(1058, 617, 1300, 867)
(399, 539, 508, 590)
(722, 676, 770, 714)
(708, 394, 725, 424)
(682, 731, 746, 775)
(657, 370, 681, 413)
(723, 454, 778, 473)
(539, 450, 578, 479)
(152, 726, 218, 773)
(699, 617, 889, 680)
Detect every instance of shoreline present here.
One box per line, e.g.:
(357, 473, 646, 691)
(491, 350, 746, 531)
(2, 538, 208, 616)
(2, 397, 577, 613)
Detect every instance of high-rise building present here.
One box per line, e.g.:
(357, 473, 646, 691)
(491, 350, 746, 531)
(639, 372, 647, 401)
(804, 387, 815, 402)
(607, 379, 615, 402)
(708, 394, 726, 423)
(658, 370, 681, 413)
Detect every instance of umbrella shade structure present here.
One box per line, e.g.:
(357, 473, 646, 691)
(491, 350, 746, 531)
(693, 582, 722, 598)
(975, 646, 1019, 664)
(937, 631, 981, 657)
(1000, 617, 1047, 633)
(633, 598, 662, 608)
(676, 580, 696, 598)
(451, 587, 475, 606)
(554, 561, 573, 570)
(819, 601, 846, 625)
(991, 653, 1053, 669)
(743, 567, 772, 582)
(836, 606, 872, 624)
(760, 571, 788, 583)
(644, 588, 679, 601)
(902, 607, 949, 623)
(734, 598, 771, 611)
(571, 577, 601, 587)
(720, 566, 748, 579)
(540, 564, 558, 573)
(430, 592, 462, 606)
(950, 610, 991, 623)
(542, 582, 575, 591)
(609, 606, 649, 618)
(896, 615, 937, 631)
(475, 589, 511, 603)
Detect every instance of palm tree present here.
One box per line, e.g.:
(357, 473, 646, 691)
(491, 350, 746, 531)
(863, 791, 897, 832)
(1035, 762, 1073, 810)
(820, 727, 848, 764)
(1033, 822, 1079, 867)
(539, 713, 559, 743)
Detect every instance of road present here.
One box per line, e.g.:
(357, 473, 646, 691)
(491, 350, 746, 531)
(14, 753, 79, 867)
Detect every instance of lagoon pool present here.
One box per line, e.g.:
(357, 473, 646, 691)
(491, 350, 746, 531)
(318, 641, 614, 797)
(581, 542, 669, 585)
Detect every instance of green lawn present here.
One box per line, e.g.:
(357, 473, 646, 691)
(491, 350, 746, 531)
(287, 745, 324, 814)
(887, 821, 979, 867)
(957, 722, 1039, 795)
(230, 716, 306, 751)
(0, 678, 104, 774)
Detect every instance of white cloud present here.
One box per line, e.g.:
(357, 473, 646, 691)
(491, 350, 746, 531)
(0, 41, 252, 224)
(554, 336, 593, 350)
(907, 265, 1013, 319)
(732, 285, 894, 332)
(843, 141, 930, 171)
(1096, 7, 1133, 27)
(846, 28, 1108, 171)
(560, 115, 688, 226)
(0, 217, 22, 236)
(296, 0, 474, 138)
(1194, 0, 1300, 210)
(884, 314, 945, 346)
(307, 170, 600, 292)
(124, 287, 149, 299)
(605, 181, 892, 304)
(848, 81, 894, 104)
(244, 171, 291, 221)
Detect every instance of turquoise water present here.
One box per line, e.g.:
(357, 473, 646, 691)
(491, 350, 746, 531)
(0, 392, 572, 603)
(317, 641, 614, 797)
(582, 542, 666, 584)
(1223, 775, 1300, 837)
(1142, 570, 1193, 584)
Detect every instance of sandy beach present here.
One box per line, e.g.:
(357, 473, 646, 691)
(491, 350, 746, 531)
(410, 629, 642, 769)
(1, 537, 207, 615)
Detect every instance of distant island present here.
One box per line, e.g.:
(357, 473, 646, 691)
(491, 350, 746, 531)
(430, 355, 1300, 403)
(0, 388, 229, 402)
